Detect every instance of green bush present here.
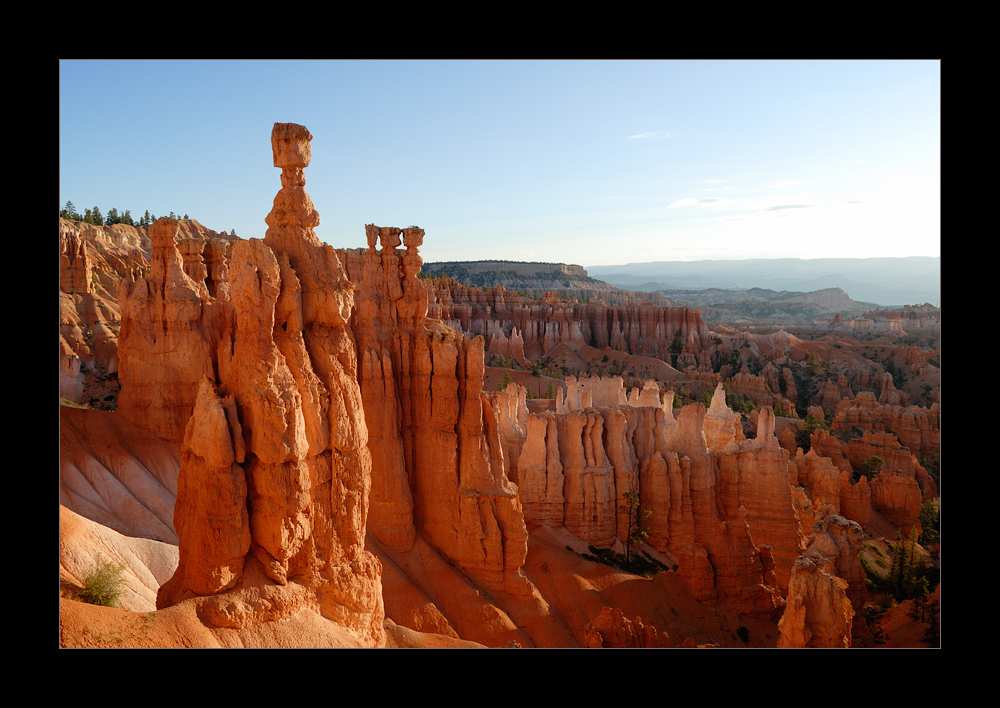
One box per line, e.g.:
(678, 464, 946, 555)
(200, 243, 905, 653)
(79, 558, 127, 608)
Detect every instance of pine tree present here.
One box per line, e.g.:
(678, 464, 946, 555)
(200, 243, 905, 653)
(888, 532, 908, 600)
(91, 206, 104, 226)
(619, 489, 651, 571)
(922, 599, 940, 646)
(861, 606, 887, 647)
(887, 528, 929, 602)
(909, 587, 927, 621)
(918, 500, 939, 545)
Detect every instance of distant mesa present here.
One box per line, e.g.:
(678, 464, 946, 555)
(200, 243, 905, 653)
(422, 260, 608, 292)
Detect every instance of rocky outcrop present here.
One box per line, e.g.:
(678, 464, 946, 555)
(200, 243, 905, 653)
(777, 515, 861, 648)
(704, 382, 744, 451)
(61, 231, 96, 296)
(487, 382, 529, 484)
(60, 217, 149, 252)
(831, 391, 940, 461)
(714, 407, 802, 593)
(157, 378, 249, 602)
(116, 216, 228, 442)
(663, 405, 779, 611)
(814, 378, 845, 412)
(426, 279, 713, 362)
(518, 389, 789, 614)
(557, 374, 627, 411)
(803, 515, 868, 609)
(519, 410, 567, 529)
(583, 607, 664, 648)
(877, 371, 910, 406)
(847, 431, 932, 533)
(777, 555, 853, 648)
(59, 220, 148, 407)
(340, 223, 531, 598)
(123, 123, 385, 646)
(421, 261, 607, 292)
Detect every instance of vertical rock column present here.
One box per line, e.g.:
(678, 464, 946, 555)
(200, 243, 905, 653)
(343, 223, 530, 596)
(251, 122, 384, 643)
(117, 217, 217, 442)
(156, 124, 384, 646)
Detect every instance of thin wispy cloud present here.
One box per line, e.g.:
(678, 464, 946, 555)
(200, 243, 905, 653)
(668, 197, 733, 208)
(766, 204, 812, 211)
(769, 179, 802, 188)
(696, 179, 726, 183)
(627, 131, 677, 140)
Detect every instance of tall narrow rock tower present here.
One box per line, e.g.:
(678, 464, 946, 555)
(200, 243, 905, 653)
(151, 123, 385, 646)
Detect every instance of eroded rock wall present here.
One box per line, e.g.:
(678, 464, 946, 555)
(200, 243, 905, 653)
(340, 225, 531, 597)
(519, 390, 792, 614)
(426, 280, 713, 362)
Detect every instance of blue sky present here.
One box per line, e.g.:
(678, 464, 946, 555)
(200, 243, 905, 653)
(59, 60, 940, 267)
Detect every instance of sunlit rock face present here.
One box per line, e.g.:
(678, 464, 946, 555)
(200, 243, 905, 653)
(340, 222, 530, 597)
(127, 123, 385, 646)
(515, 390, 800, 615)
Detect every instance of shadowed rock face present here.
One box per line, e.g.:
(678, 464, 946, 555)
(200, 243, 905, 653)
(777, 555, 854, 648)
(425, 279, 713, 364)
(832, 390, 940, 461)
(777, 515, 863, 648)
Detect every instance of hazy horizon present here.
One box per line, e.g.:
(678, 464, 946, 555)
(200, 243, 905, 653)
(60, 60, 940, 267)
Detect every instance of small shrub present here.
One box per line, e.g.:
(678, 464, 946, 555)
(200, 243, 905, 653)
(582, 544, 670, 579)
(79, 558, 127, 608)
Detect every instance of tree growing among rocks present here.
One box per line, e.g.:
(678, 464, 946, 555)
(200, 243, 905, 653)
(620, 489, 651, 571)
